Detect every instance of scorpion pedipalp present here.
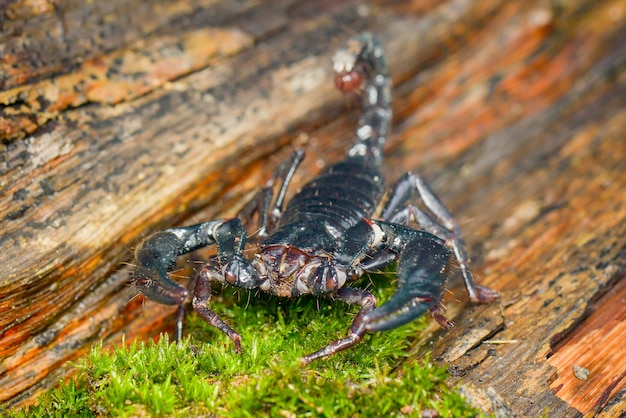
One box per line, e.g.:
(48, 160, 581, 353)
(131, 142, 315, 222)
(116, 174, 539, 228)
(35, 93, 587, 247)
(134, 231, 189, 306)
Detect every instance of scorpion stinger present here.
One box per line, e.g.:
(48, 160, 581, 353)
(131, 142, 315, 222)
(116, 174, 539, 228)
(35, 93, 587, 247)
(133, 32, 497, 363)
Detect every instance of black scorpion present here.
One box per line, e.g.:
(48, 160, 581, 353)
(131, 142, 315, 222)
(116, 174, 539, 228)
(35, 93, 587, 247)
(133, 33, 498, 365)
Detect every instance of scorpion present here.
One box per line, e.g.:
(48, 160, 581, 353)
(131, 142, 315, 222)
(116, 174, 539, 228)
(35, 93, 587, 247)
(133, 32, 498, 365)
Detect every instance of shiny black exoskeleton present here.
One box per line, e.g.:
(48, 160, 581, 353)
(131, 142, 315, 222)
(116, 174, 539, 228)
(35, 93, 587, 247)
(133, 33, 498, 364)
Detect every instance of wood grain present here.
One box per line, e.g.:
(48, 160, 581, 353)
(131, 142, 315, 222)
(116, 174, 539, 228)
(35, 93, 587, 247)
(548, 277, 626, 414)
(1, 0, 624, 414)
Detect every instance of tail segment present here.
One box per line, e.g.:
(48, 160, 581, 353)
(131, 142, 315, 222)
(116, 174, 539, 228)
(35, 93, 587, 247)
(332, 32, 392, 165)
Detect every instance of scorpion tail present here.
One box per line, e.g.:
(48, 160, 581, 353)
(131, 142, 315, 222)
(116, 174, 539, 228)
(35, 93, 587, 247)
(332, 32, 392, 165)
(363, 234, 453, 332)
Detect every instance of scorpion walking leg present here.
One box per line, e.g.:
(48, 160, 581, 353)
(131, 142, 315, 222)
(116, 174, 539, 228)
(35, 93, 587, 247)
(171, 253, 204, 341)
(192, 261, 243, 352)
(238, 149, 305, 237)
(381, 173, 498, 304)
(301, 287, 377, 365)
(190, 218, 263, 351)
(174, 305, 186, 341)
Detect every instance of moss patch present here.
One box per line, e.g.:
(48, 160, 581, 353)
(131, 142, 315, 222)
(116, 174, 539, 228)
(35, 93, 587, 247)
(11, 273, 483, 417)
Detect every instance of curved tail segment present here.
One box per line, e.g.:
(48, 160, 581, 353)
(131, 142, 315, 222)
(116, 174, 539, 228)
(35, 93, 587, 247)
(332, 32, 392, 165)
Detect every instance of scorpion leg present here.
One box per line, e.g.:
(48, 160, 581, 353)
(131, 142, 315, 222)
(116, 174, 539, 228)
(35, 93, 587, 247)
(301, 287, 376, 365)
(192, 261, 243, 352)
(210, 218, 262, 289)
(381, 173, 498, 304)
(239, 149, 305, 238)
(191, 217, 264, 351)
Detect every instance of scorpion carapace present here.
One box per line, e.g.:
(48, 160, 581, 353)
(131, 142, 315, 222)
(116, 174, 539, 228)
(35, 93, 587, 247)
(133, 32, 498, 365)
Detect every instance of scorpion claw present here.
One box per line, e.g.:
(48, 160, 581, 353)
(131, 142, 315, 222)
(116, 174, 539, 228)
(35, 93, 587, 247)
(134, 231, 189, 306)
(362, 297, 434, 332)
(363, 230, 452, 332)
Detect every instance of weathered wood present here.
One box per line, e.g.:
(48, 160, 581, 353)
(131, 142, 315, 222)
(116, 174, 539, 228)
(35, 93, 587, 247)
(407, 1, 626, 412)
(0, 0, 624, 414)
(547, 277, 626, 414)
(423, 88, 625, 416)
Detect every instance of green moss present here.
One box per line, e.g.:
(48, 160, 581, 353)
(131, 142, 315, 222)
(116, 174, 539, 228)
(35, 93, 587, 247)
(11, 273, 484, 417)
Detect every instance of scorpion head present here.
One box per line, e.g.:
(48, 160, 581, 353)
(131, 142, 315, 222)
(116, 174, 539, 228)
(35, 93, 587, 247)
(294, 258, 348, 296)
(254, 245, 348, 297)
(222, 254, 259, 290)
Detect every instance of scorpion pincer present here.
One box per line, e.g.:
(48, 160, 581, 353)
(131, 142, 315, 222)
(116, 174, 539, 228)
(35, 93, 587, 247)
(133, 32, 498, 365)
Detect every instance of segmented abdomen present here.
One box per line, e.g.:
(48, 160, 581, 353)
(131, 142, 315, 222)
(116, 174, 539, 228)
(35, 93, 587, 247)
(281, 157, 385, 232)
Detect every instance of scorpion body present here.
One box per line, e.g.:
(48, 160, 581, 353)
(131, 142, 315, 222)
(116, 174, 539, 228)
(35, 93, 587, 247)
(134, 33, 497, 364)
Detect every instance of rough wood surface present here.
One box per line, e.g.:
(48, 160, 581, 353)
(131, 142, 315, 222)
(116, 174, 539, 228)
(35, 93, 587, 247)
(547, 277, 626, 415)
(1, 0, 624, 415)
